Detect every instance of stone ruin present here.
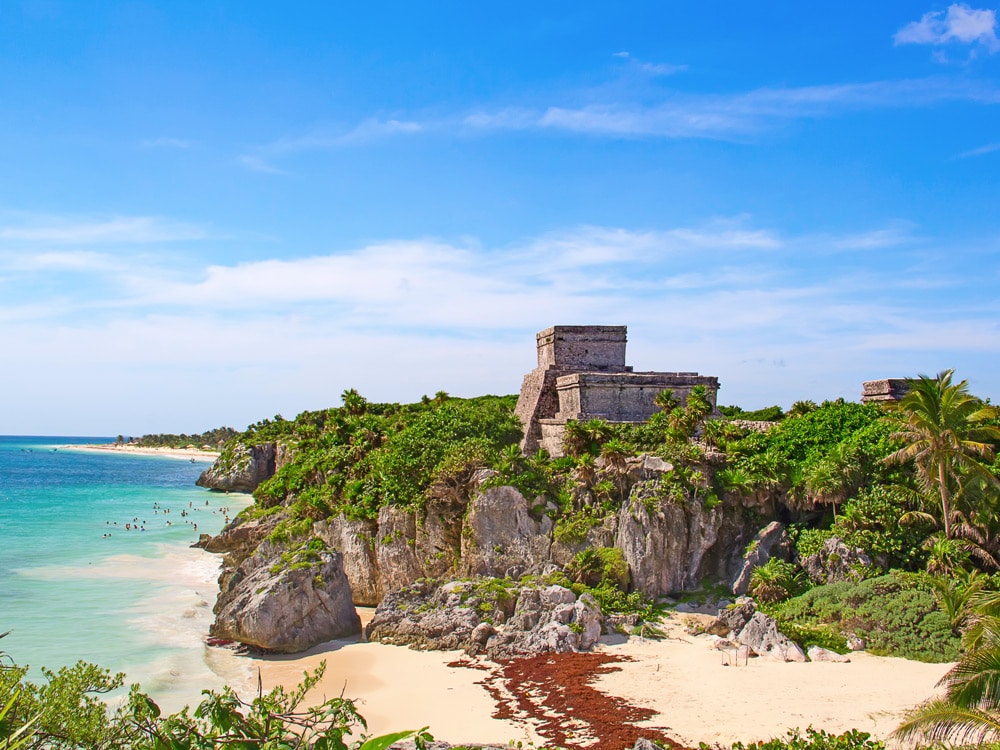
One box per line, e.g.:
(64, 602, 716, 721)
(514, 325, 720, 456)
(861, 378, 911, 404)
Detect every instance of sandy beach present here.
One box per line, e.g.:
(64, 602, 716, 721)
(69, 444, 221, 462)
(252, 611, 952, 749)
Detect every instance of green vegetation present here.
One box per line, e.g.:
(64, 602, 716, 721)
(0, 634, 430, 750)
(125, 427, 239, 450)
(774, 572, 961, 662)
(701, 727, 885, 750)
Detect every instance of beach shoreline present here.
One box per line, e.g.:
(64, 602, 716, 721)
(249, 612, 951, 748)
(66, 444, 221, 462)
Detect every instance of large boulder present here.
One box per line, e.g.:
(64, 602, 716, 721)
(365, 579, 603, 660)
(730, 521, 792, 595)
(735, 611, 806, 662)
(485, 586, 602, 660)
(706, 597, 756, 636)
(211, 538, 361, 653)
(365, 580, 490, 652)
(197, 442, 277, 493)
(800, 536, 872, 584)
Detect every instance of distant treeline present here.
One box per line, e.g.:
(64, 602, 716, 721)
(122, 427, 239, 450)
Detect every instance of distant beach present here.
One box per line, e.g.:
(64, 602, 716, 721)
(68, 443, 221, 461)
(251, 612, 951, 748)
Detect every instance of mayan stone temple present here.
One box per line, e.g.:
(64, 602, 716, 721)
(514, 325, 720, 456)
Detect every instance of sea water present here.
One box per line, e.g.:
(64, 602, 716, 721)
(0, 436, 254, 711)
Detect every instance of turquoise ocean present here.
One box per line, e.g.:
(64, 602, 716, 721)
(0, 435, 253, 710)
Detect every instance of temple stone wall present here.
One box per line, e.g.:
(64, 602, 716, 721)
(515, 325, 720, 456)
(862, 378, 911, 404)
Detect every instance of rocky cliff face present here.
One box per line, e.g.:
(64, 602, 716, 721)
(196, 442, 278, 493)
(201, 454, 765, 654)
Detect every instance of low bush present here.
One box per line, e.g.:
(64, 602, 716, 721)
(775, 571, 960, 662)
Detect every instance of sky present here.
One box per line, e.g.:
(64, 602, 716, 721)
(2, 2, 999, 435)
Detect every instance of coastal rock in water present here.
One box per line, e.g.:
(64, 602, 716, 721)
(196, 442, 277, 493)
(735, 611, 806, 663)
(460, 486, 551, 579)
(801, 537, 872, 585)
(210, 539, 361, 653)
(730, 521, 792, 596)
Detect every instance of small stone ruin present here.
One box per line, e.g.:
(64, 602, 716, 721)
(514, 325, 719, 456)
(861, 378, 911, 404)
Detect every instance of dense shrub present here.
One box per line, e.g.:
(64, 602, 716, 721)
(701, 727, 885, 750)
(775, 572, 961, 662)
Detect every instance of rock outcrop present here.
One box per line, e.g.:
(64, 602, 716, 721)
(800, 536, 872, 584)
(210, 538, 361, 653)
(735, 611, 806, 662)
(730, 521, 792, 595)
(201, 450, 770, 653)
(197, 442, 277, 493)
(365, 579, 601, 659)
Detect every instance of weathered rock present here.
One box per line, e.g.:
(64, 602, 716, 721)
(204, 516, 280, 556)
(486, 587, 602, 660)
(211, 539, 361, 653)
(366, 579, 603, 660)
(316, 516, 381, 606)
(365, 580, 487, 652)
(615, 481, 727, 597)
(708, 597, 756, 637)
(847, 635, 867, 652)
(460, 486, 551, 579)
(736, 611, 806, 662)
(801, 537, 872, 585)
(807, 646, 851, 663)
(376, 506, 424, 592)
(730, 521, 792, 595)
(197, 442, 277, 493)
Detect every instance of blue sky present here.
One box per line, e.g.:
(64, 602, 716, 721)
(2, 2, 999, 435)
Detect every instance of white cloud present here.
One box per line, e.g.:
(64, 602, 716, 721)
(895, 4, 1000, 53)
(4, 218, 999, 432)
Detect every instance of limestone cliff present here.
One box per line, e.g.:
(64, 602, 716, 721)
(196, 442, 279, 493)
(201, 455, 766, 653)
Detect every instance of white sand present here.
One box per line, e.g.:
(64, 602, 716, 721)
(595, 615, 952, 748)
(252, 609, 537, 746)
(253, 611, 952, 748)
(69, 444, 220, 461)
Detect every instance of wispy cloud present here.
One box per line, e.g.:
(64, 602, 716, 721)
(238, 118, 424, 172)
(140, 137, 193, 149)
(895, 3, 1000, 56)
(0, 213, 210, 244)
(956, 141, 1000, 158)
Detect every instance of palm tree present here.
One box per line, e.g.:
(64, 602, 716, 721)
(895, 618, 1000, 746)
(885, 370, 1000, 539)
(804, 443, 863, 520)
